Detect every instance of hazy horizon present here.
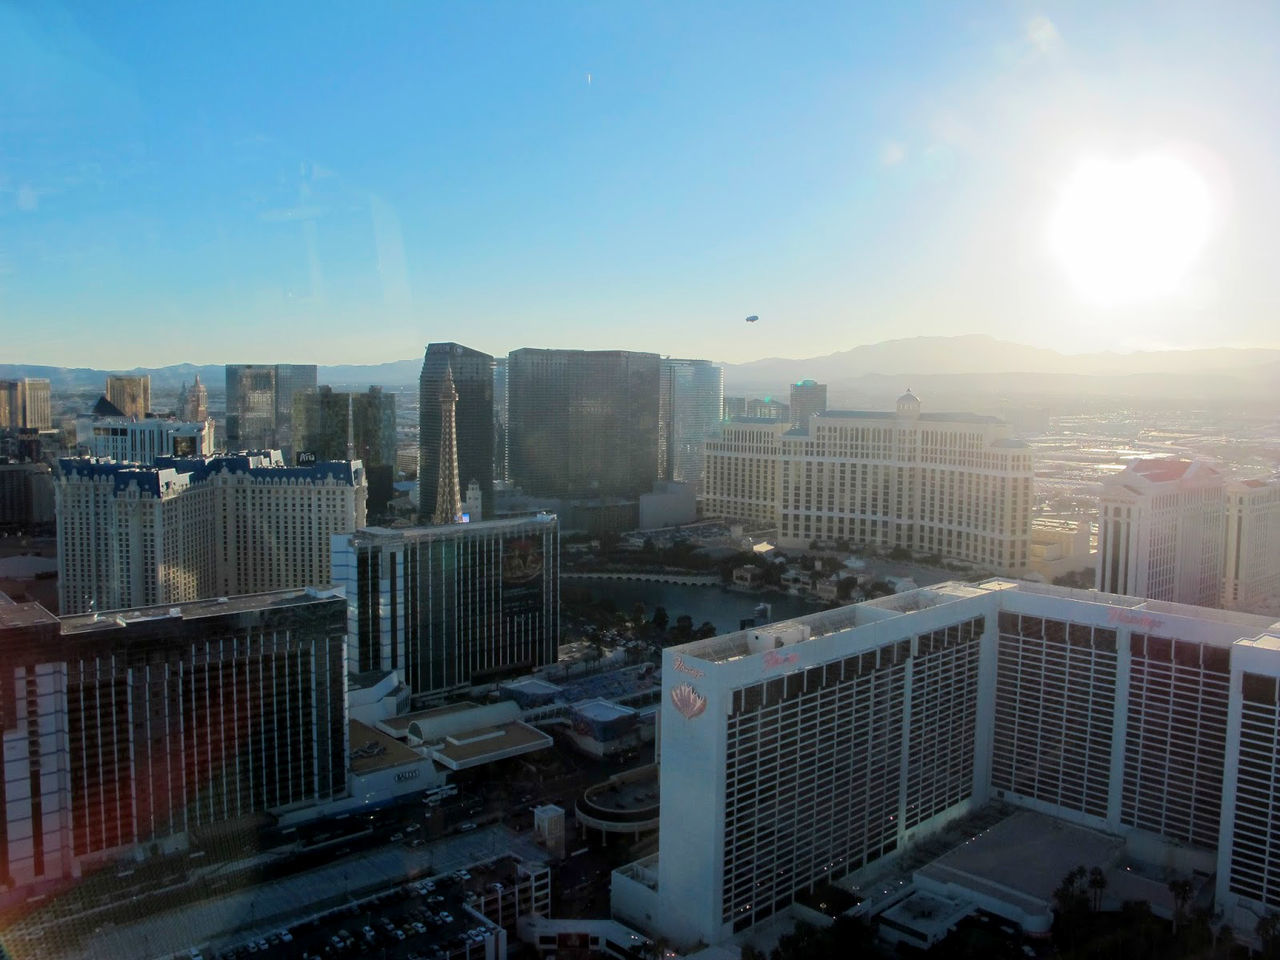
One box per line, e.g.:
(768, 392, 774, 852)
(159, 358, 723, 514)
(3, 2, 1279, 367)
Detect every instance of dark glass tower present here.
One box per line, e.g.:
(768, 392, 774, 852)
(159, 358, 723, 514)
(419, 343, 493, 520)
(294, 385, 397, 515)
(507, 348, 660, 500)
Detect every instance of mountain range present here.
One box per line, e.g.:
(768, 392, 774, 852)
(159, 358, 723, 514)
(3, 336, 1277, 403)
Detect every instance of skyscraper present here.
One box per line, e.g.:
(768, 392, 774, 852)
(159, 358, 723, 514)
(274, 363, 318, 459)
(432, 366, 463, 525)
(56, 453, 366, 614)
(419, 343, 493, 520)
(1096, 458, 1225, 606)
(0, 586, 348, 889)
(0, 378, 52, 430)
(178, 374, 209, 422)
(507, 348, 660, 500)
(493, 357, 509, 483)
(332, 514, 560, 698)
(659, 358, 724, 490)
(225, 364, 277, 450)
(788, 378, 827, 429)
(225, 364, 317, 457)
(294, 386, 397, 515)
(105, 374, 150, 419)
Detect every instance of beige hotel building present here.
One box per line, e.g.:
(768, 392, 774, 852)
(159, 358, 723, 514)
(703, 390, 1033, 575)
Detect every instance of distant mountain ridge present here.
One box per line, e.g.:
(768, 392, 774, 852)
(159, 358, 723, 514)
(3, 336, 1277, 399)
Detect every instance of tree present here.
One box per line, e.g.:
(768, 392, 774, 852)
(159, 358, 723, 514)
(1088, 866, 1108, 912)
(631, 601, 647, 625)
(673, 614, 694, 641)
(1053, 865, 1089, 929)
(888, 545, 912, 562)
(695, 621, 717, 640)
(651, 606, 669, 631)
(1167, 876, 1193, 934)
(1257, 913, 1280, 959)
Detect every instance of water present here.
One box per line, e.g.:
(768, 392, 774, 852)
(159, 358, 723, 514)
(573, 579, 817, 635)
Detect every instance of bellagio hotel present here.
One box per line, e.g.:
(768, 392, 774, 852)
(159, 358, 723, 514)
(703, 390, 1033, 574)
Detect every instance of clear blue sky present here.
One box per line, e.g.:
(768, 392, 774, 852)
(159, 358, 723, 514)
(1, 1, 1277, 366)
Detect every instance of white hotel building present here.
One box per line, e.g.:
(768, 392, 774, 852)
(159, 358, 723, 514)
(1097, 458, 1226, 607)
(1223, 478, 1280, 617)
(75, 415, 216, 464)
(56, 453, 366, 614)
(613, 579, 1280, 947)
(702, 391, 1033, 574)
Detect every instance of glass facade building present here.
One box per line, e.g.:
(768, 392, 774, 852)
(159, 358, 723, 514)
(294, 386, 397, 516)
(0, 587, 348, 889)
(332, 514, 560, 700)
(225, 364, 317, 457)
(659, 358, 723, 490)
(507, 348, 660, 500)
(419, 343, 494, 520)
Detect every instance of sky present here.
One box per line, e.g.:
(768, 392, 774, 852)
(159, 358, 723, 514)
(1, 1, 1277, 367)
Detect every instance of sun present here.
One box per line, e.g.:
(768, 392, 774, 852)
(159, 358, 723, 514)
(1048, 153, 1212, 306)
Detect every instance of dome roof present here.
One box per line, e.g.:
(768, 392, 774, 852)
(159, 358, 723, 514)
(897, 388, 920, 405)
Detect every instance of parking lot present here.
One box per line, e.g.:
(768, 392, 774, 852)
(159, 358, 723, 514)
(65, 823, 546, 960)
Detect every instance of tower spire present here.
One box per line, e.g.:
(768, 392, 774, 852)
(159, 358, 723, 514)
(432, 365, 463, 525)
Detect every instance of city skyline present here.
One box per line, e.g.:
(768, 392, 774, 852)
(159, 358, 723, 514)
(3, 2, 1279, 366)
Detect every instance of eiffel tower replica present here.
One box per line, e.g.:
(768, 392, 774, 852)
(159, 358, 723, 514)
(431, 364, 464, 525)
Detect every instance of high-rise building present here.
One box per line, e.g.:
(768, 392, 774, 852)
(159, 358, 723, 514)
(723, 396, 747, 419)
(659, 359, 723, 490)
(294, 386, 397, 516)
(1222, 478, 1280, 615)
(56, 453, 366, 614)
(177, 374, 209, 422)
(493, 357, 509, 483)
(75, 415, 215, 463)
(1096, 458, 1225, 607)
(332, 514, 560, 699)
(617, 579, 1280, 946)
(274, 363, 318, 459)
(744, 397, 788, 421)
(0, 378, 53, 431)
(507, 348, 660, 501)
(788, 378, 827, 430)
(419, 343, 494, 520)
(225, 364, 317, 457)
(105, 374, 150, 420)
(0, 462, 55, 534)
(703, 390, 1033, 573)
(0, 587, 348, 889)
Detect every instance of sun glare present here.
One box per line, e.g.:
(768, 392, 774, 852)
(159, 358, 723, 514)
(1048, 153, 1212, 306)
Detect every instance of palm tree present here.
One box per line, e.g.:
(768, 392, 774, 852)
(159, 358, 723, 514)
(1257, 913, 1280, 959)
(1088, 866, 1107, 912)
(1168, 876, 1193, 934)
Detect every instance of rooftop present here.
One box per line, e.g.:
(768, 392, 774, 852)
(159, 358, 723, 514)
(348, 720, 426, 774)
(379, 700, 480, 733)
(59, 586, 345, 633)
(915, 809, 1123, 915)
(429, 721, 553, 770)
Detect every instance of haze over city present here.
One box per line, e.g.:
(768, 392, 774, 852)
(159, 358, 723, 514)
(3, 1, 1280, 366)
